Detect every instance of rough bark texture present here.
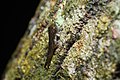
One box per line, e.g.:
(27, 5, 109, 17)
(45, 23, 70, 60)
(3, 0, 120, 80)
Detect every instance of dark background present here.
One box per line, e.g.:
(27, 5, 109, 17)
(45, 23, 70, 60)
(1, 0, 40, 78)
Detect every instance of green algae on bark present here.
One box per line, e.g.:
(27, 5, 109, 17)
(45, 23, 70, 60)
(3, 0, 120, 80)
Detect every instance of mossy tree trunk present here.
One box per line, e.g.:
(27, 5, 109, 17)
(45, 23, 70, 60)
(3, 0, 120, 80)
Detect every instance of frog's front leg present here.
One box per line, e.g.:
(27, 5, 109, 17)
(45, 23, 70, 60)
(44, 24, 57, 69)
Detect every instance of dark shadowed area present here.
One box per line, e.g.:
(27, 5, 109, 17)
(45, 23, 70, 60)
(1, 0, 40, 78)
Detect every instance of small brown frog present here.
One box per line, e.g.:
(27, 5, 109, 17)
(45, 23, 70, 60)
(44, 24, 57, 69)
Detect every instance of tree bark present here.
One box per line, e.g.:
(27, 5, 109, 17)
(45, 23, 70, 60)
(3, 0, 120, 80)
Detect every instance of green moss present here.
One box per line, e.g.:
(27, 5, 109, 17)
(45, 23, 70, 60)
(3, 0, 120, 80)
